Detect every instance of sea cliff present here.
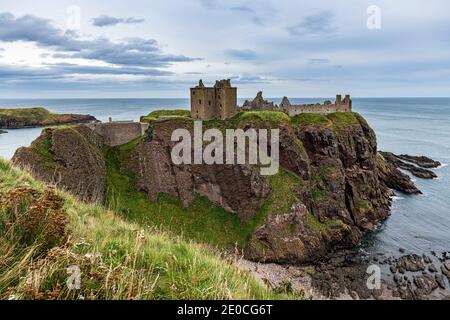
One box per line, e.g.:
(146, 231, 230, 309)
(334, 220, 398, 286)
(11, 110, 420, 264)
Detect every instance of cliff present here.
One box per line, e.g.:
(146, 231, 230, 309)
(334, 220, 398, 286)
(12, 126, 106, 202)
(0, 107, 97, 129)
(0, 158, 284, 300)
(11, 111, 420, 264)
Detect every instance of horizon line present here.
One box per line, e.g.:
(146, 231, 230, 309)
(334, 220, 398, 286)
(1, 96, 450, 100)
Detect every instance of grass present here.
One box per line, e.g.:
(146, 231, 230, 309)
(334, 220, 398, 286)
(29, 130, 58, 169)
(0, 158, 292, 300)
(291, 113, 331, 127)
(0, 107, 89, 127)
(229, 111, 291, 127)
(0, 107, 54, 122)
(326, 112, 363, 129)
(140, 110, 191, 123)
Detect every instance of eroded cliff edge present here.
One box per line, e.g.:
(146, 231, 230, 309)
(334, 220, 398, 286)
(11, 111, 420, 264)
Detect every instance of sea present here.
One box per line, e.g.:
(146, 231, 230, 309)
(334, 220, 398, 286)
(0, 97, 449, 257)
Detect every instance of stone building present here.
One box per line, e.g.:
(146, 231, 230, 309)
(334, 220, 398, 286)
(190, 79, 238, 120)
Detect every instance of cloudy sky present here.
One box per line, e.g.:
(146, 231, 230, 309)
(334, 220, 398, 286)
(0, 0, 449, 98)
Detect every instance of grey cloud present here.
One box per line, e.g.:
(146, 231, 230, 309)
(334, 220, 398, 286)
(0, 63, 172, 82)
(91, 15, 145, 27)
(230, 6, 254, 13)
(196, 0, 220, 9)
(225, 49, 258, 61)
(230, 75, 271, 84)
(308, 58, 330, 64)
(0, 12, 199, 68)
(44, 63, 173, 76)
(287, 10, 337, 36)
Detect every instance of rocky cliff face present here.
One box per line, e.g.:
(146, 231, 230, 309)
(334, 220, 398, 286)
(12, 126, 106, 202)
(124, 120, 270, 221)
(11, 112, 421, 264)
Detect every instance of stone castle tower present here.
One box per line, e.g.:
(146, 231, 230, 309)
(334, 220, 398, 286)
(190, 79, 238, 120)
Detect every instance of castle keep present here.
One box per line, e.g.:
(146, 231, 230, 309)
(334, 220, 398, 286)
(191, 79, 238, 120)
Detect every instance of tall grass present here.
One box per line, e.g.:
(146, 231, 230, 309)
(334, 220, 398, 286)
(0, 158, 291, 300)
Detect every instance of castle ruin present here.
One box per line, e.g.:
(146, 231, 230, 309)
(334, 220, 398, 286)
(190, 79, 238, 120)
(190, 79, 352, 120)
(241, 91, 352, 116)
(280, 94, 352, 116)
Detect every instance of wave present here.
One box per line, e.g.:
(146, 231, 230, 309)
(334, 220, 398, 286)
(437, 163, 448, 169)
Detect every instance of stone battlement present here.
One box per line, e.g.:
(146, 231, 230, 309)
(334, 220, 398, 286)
(240, 91, 352, 116)
(86, 121, 149, 146)
(280, 95, 352, 116)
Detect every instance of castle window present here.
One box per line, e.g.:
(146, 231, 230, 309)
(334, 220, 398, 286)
(193, 91, 196, 96)
(208, 100, 211, 105)
(199, 99, 202, 104)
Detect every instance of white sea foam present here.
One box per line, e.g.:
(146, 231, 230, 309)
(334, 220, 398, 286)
(392, 196, 404, 201)
(436, 163, 447, 169)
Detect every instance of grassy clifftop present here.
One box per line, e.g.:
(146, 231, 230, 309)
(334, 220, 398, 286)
(140, 109, 366, 130)
(0, 107, 96, 129)
(0, 158, 290, 300)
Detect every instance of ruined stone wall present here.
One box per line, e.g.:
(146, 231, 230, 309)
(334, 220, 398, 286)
(281, 95, 352, 116)
(283, 104, 340, 116)
(86, 122, 149, 146)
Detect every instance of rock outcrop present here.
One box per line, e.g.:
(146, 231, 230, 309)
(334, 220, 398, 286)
(0, 129, 7, 134)
(12, 126, 106, 202)
(396, 154, 441, 169)
(11, 112, 424, 264)
(380, 151, 438, 179)
(376, 153, 422, 194)
(0, 107, 97, 129)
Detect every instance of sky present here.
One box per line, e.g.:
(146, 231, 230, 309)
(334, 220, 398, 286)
(0, 0, 449, 98)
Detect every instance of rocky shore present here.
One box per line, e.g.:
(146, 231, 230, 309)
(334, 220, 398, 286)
(237, 249, 450, 300)
(0, 107, 97, 129)
(0, 129, 7, 134)
(380, 151, 440, 179)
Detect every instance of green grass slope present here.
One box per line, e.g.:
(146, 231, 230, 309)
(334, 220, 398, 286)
(0, 158, 291, 300)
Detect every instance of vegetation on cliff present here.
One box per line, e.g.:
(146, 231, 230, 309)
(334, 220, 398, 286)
(0, 158, 291, 300)
(11, 110, 418, 265)
(140, 109, 191, 124)
(0, 107, 97, 129)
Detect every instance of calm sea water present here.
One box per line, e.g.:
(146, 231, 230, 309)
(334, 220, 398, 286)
(0, 98, 449, 255)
